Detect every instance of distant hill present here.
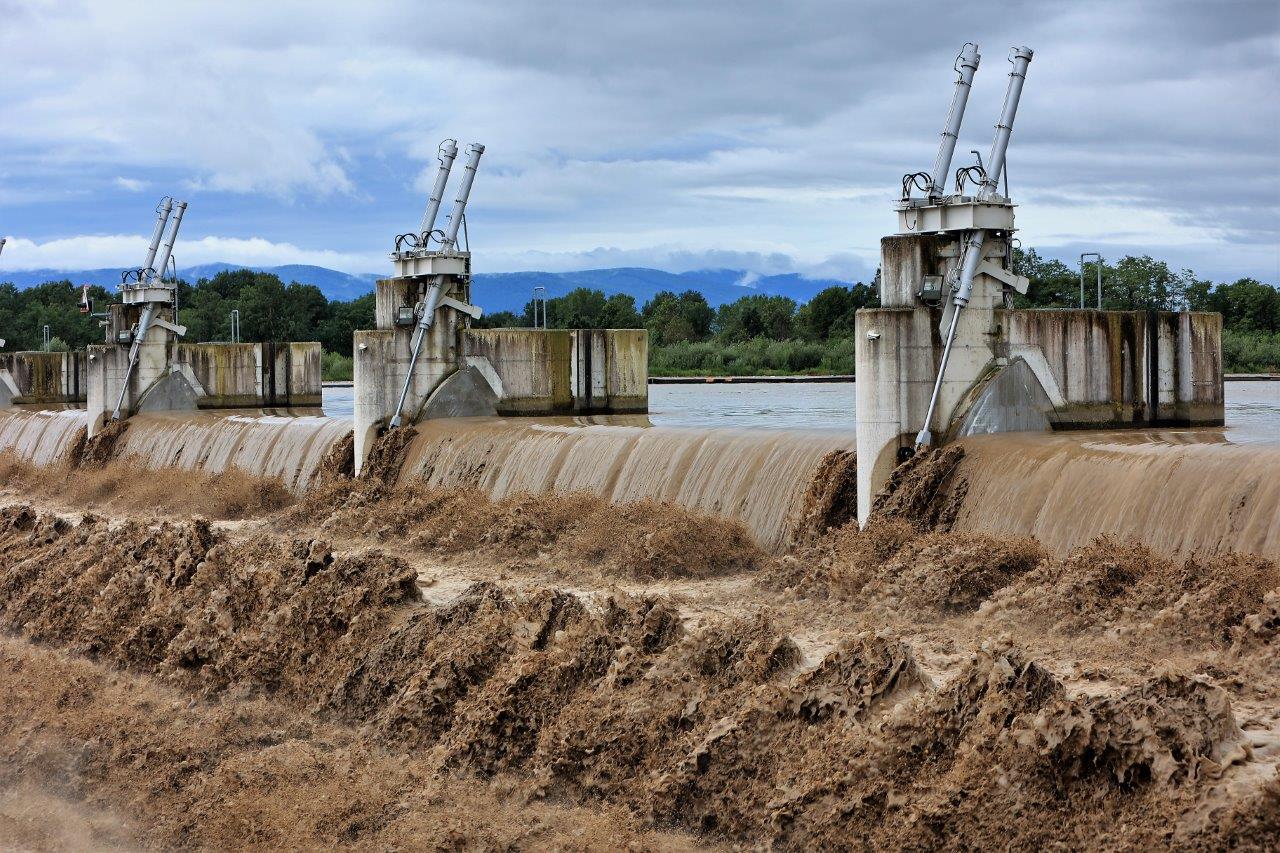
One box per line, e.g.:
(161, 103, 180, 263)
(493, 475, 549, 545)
(2, 263, 858, 312)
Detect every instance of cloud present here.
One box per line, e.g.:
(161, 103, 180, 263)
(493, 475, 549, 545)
(0, 0, 1275, 284)
(113, 177, 147, 192)
(0, 234, 383, 274)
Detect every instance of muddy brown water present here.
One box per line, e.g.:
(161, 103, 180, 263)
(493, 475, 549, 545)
(0, 380, 1275, 556)
(398, 417, 855, 552)
(954, 430, 1280, 560)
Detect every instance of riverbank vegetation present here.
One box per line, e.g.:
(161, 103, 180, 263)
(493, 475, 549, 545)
(2, 251, 1277, 379)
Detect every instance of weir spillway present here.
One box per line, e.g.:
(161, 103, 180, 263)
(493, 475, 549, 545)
(398, 417, 856, 552)
(953, 431, 1280, 560)
(2, 399, 1278, 561)
(0, 407, 351, 493)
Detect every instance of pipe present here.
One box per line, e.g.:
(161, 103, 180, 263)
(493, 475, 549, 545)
(389, 279, 445, 428)
(441, 143, 485, 249)
(1080, 252, 1102, 309)
(929, 43, 981, 199)
(916, 47, 1033, 448)
(980, 47, 1034, 200)
(141, 198, 174, 278)
(111, 302, 156, 420)
(148, 200, 186, 284)
(0, 237, 6, 258)
(418, 139, 459, 239)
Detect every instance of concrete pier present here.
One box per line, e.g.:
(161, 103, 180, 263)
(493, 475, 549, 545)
(354, 279, 648, 473)
(85, 302, 322, 435)
(855, 234, 1225, 523)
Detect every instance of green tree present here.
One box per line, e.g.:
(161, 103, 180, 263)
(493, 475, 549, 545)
(1103, 255, 1189, 311)
(0, 279, 112, 351)
(518, 288, 641, 330)
(472, 310, 522, 329)
(641, 289, 714, 345)
(316, 292, 374, 356)
(1011, 247, 1078, 307)
(1191, 278, 1280, 334)
(795, 284, 878, 340)
(713, 294, 796, 342)
(236, 274, 291, 342)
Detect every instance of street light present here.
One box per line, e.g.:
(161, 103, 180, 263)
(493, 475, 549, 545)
(1079, 252, 1102, 309)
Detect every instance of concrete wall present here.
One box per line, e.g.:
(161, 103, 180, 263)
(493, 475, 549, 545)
(1000, 309, 1223, 428)
(171, 341, 323, 409)
(0, 351, 86, 406)
(462, 328, 574, 414)
(572, 328, 648, 414)
(87, 327, 323, 435)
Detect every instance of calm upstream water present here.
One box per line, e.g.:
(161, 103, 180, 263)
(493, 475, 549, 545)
(321, 380, 1277, 443)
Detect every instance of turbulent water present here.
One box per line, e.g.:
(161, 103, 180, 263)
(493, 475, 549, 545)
(399, 417, 856, 552)
(955, 431, 1280, 559)
(116, 411, 352, 492)
(2, 379, 1275, 555)
(0, 407, 89, 466)
(0, 407, 351, 493)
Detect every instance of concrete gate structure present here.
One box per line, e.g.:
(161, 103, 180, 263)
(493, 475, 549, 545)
(853, 43, 1224, 523)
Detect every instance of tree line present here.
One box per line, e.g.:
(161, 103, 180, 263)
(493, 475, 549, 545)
(0, 271, 374, 359)
(2, 251, 1276, 375)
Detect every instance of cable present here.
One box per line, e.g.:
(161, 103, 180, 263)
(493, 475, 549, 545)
(901, 171, 934, 202)
(954, 165, 986, 195)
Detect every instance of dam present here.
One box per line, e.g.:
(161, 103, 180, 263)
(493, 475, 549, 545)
(0, 46, 1276, 565)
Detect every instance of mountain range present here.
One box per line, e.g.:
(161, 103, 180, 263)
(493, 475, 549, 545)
(2, 263, 855, 313)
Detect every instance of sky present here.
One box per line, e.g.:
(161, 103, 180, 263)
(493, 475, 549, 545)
(0, 0, 1277, 284)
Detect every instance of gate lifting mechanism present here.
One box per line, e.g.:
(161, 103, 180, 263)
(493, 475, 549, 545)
(388, 139, 486, 428)
(898, 45, 1034, 448)
(111, 196, 190, 420)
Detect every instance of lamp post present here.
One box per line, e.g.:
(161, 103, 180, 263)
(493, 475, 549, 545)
(1079, 252, 1102, 309)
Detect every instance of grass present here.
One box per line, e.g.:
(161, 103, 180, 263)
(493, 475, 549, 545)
(321, 351, 353, 381)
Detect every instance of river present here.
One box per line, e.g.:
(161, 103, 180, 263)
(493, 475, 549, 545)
(322, 380, 1277, 443)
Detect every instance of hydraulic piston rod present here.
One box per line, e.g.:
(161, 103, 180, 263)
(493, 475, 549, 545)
(142, 198, 174, 276)
(388, 280, 444, 428)
(440, 143, 485, 250)
(916, 47, 1033, 448)
(418, 139, 459, 240)
(148, 200, 186, 285)
(929, 43, 981, 199)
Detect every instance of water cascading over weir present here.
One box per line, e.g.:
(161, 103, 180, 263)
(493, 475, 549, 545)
(345, 138, 856, 550)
